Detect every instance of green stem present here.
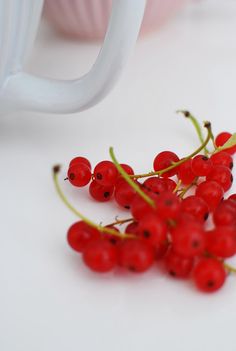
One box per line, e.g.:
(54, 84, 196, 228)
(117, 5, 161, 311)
(223, 262, 236, 274)
(109, 147, 156, 208)
(53, 166, 134, 239)
(106, 217, 134, 227)
(179, 177, 198, 199)
(130, 122, 212, 180)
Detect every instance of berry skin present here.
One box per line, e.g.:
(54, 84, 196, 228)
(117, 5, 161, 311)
(89, 180, 114, 202)
(118, 239, 154, 272)
(164, 178, 177, 192)
(138, 214, 168, 248)
(153, 151, 179, 178)
(195, 180, 224, 211)
(171, 222, 206, 258)
(119, 164, 134, 175)
(103, 226, 122, 246)
(131, 193, 156, 221)
(83, 240, 117, 273)
(215, 132, 236, 155)
(206, 165, 233, 192)
(67, 164, 92, 187)
(94, 160, 118, 186)
(114, 180, 137, 209)
(193, 258, 226, 292)
(165, 250, 194, 278)
(229, 194, 236, 202)
(206, 226, 236, 258)
(69, 156, 91, 169)
(181, 196, 209, 222)
(191, 155, 212, 176)
(210, 152, 233, 170)
(125, 222, 139, 236)
(155, 191, 181, 221)
(213, 201, 236, 226)
(177, 159, 196, 185)
(67, 221, 100, 252)
(143, 177, 176, 195)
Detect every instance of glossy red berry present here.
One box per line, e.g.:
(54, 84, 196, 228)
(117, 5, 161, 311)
(131, 193, 156, 220)
(138, 214, 168, 248)
(171, 222, 206, 258)
(213, 201, 236, 226)
(94, 160, 118, 186)
(114, 180, 136, 209)
(193, 258, 226, 292)
(67, 221, 100, 252)
(155, 191, 181, 221)
(67, 163, 92, 187)
(153, 151, 179, 178)
(215, 132, 236, 155)
(229, 194, 236, 202)
(118, 239, 154, 272)
(181, 196, 209, 222)
(177, 159, 196, 185)
(143, 177, 167, 194)
(69, 156, 91, 169)
(89, 180, 114, 202)
(165, 250, 194, 278)
(83, 240, 117, 272)
(164, 178, 177, 192)
(191, 155, 212, 176)
(206, 165, 233, 192)
(206, 226, 236, 258)
(119, 164, 134, 175)
(210, 151, 233, 170)
(196, 180, 224, 211)
(125, 222, 139, 236)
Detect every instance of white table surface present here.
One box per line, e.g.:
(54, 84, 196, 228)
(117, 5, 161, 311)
(1, 1, 236, 350)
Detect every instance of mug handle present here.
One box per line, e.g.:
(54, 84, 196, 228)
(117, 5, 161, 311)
(2, 0, 146, 114)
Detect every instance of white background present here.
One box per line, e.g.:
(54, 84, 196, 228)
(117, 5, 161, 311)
(1, 1, 236, 350)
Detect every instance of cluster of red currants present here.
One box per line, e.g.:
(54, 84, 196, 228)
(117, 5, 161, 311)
(56, 122, 236, 293)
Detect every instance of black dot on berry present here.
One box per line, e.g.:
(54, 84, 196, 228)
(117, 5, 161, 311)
(143, 230, 150, 238)
(165, 199, 173, 206)
(110, 238, 117, 245)
(155, 191, 160, 195)
(129, 265, 136, 272)
(69, 173, 75, 180)
(207, 280, 215, 288)
(230, 162, 233, 170)
(124, 205, 130, 209)
(104, 192, 110, 198)
(202, 156, 208, 161)
(204, 212, 209, 221)
(192, 240, 199, 248)
(96, 173, 103, 180)
(169, 270, 176, 277)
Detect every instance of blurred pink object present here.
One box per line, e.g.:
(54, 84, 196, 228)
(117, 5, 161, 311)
(44, 0, 188, 40)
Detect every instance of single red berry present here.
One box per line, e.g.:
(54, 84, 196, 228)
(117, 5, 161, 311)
(181, 195, 209, 222)
(118, 239, 154, 272)
(191, 155, 212, 176)
(164, 178, 177, 192)
(165, 250, 194, 278)
(67, 221, 100, 252)
(213, 201, 236, 226)
(143, 177, 167, 194)
(94, 160, 118, 186)
(171, 222, 206, 258)
(83, 239, 118, 273)
(153, 151, 179, 178)
(119, 163, 134, 175)
(206, 165, 233, 192)
(114, 180, 137, 209)
(177, 159, 196, 185)
(103, 225, 122, 246)
(131, 193, 156, 221)
(193, 258, 226, 292)
(69, 156, 91, 169)
(67, 163, 92, 187)
(206, 226, 236, 258)
(215, 132, 236, 155)
(155, 241, 169, 260)
(125, 222, 139, 236)
(195, 180, 224, 211)
(155, 191, 181, 221)
(229, 194, 236, 202)
(89, 180, 114, 202)
(138, 214, 168, 248)
(210, 152, 233, 170)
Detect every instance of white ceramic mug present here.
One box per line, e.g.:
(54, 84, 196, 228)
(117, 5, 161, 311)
(0, 0, 146, 114)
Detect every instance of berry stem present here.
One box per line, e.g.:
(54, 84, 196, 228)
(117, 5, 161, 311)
(53, 165, 134, 239)
(179, 177, 199, 198)
(106, 217, 134, 227)
(213, 133, 236, 154)
(223, 262, 236, 274)
(109, 147, 156, 208)
(173, 180, 182, 194)
(130, 122, 212, 180)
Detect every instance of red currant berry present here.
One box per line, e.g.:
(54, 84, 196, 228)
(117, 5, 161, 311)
(153, 151, 179, 178)
(171, 222, 205, 258)
(229, 194, 236, 202)
(119, 163, 134, 175)
(118, 239, 154, 272)
(213, 201, 236, 226)
(114, 180, 136, 209)
(215, 132, 236, 155)
(206, 165, 233, 192)
(164, 178, 177, 192)
(102, 226, 122, 246)
(138, 214, 168, 248)
(89, 180, 114, 202)
(181, 195, 209, 222)
(206, 226, 236, 258)
(67, 163, 92, 187)
(177, 159, 196, 185)
(196, 180, 224, 211)
(165, 250, 194, 278)
(125, 222, 139, 236)
(67, 221, 100, 252)
(143, 177, 167, 194)
(193, 258, 226, 292)
(210, 152, 233, 170)
(131, 193, 156, 221)
(191, 155, 212, 176)
(83, 239, 117, 273)
(69, 156, 91, 169)
(94, 160, 118, 186)
(155, 191, 181, 221)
